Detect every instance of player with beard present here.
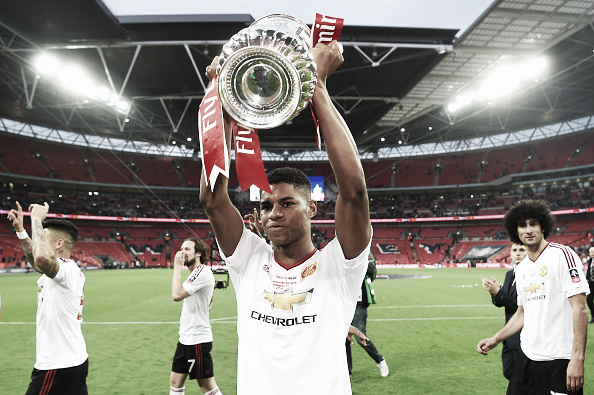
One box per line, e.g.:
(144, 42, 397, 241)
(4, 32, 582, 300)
(169, 238, 222, 395)
(477, 199, 589, 395)
(199, 41, 372, 395)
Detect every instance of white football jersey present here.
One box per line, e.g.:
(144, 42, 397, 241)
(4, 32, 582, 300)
(516, 242, 590, 361)
(35, 258, 88, 370)
(220, 227, 370, 395)
(179, 264, 215, 345)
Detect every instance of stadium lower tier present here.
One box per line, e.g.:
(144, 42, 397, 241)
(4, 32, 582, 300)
(1, 217, 592, 270)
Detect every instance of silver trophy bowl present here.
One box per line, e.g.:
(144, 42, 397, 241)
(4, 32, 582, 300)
(216, 14, 317, 129)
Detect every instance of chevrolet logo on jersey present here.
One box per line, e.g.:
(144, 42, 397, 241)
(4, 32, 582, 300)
(525, 283, 541, 293)
(265, 289, 313, 311)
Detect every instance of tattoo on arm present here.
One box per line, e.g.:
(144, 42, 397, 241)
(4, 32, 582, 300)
(20, 238, 43, 274)
(31, 219, 59, 278)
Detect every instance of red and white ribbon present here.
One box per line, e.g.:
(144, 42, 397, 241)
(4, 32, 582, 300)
(232, 121, 272, 193)
(198, 77, 229, 192)
(310, 13, 344, 149)
(311, 13, 344, 47)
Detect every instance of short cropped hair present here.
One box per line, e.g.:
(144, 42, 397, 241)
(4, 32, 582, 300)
(266, 167, 311, 200)
(504, 199, 555, 244)
(185, 237, 208, 265)
(43, 219, 79, 248)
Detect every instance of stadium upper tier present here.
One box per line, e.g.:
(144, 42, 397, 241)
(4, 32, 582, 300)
(1, 128, 593, 190)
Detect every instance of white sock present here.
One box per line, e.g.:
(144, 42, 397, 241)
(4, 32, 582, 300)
(170, 386, 185, 395)
(205, 387, 222, 395)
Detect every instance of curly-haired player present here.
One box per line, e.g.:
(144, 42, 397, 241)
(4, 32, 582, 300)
(477, 199, 589, 395)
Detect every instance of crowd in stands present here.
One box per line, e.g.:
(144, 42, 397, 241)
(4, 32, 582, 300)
(1, 130, 593, 271)
(2, 177, 593, 223)
(2, 180, 593, 222)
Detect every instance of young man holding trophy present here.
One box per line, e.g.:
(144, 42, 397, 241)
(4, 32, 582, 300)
(199, 15, 372, 395)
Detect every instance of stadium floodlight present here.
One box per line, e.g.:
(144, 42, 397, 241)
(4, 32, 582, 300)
(115, 100, 130, 112)
(33, 52, 132, 114)
(34, 53, 60, 76)
(519, 57, 548, 79)
(59, 66, 96, 95)
(446, 102, 459, 113)
(447, 56, 549, 112)
(97, 86, 111, 102)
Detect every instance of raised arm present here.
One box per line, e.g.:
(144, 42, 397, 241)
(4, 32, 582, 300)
(7, 201, 40, 273)
(171, 250, 191, 301)
(29, 203, 60, 278)
(310, 41, 371, 259)
(198, 57, 244, 257)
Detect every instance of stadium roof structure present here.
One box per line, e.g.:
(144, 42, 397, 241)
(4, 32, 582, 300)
(0, 0, 593, 160)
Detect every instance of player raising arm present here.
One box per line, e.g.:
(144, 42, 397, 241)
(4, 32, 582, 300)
(7, 202, 89, 395)
(199, 41, 372, 395)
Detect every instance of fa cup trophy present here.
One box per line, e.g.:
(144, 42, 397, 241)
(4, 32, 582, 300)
(216, 14, 318, 129)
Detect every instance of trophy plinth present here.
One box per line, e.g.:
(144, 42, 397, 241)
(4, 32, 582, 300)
(217, 14, 317, 129)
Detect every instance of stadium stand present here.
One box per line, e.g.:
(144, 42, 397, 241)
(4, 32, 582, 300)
(1, 130, 593, 270)
(128, 154, 180, 187)
(481, 145, 529, 182)
(32, 142, 91, 181)
(393, 157, 437, 187)
(0, 134, 47, 177)
(439, 152, 483, 185)
(84, 149, 134, 184)
(570, 135, 594, 167)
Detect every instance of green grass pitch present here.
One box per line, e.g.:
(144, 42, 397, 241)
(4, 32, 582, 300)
(1, 268, 592, 394)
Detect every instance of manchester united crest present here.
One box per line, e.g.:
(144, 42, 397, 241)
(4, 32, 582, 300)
(301, 261, 317, 280)
(540, 266, 548, 277)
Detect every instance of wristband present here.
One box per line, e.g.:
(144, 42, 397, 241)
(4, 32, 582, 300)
(16, 230, 29, 240)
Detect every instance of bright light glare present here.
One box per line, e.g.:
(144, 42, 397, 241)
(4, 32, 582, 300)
(59, 66, 95, 94)
(447, 56, 548, 112)
(33, 52, 132, 113)
(520, 57, 547, 78)
(97, 87, 111, 101)
(447, 102, 459, 113)
(115, 100, 130, 112)
(34, 54, 60, 76)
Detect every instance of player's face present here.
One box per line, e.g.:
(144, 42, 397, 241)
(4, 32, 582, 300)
(510, 243, 527, 265)
(180, 240, 197, 266)
(517, 218, 544, 249)
(260, 183, 316, 247)
(589, 247, 594, 259)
